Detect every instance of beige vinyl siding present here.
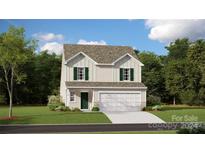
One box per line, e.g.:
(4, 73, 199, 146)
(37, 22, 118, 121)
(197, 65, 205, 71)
(66, 54, 96, 81)
(113, 56, 141, 82)
(60, 53, 67, 103)
(65, 54, 142, 82)
(138, 66, 142, 82)
(66, 89, 94, 110)
(96, 66, 113, 82)
(141, 90, 147, 108)
(96, 56, 141, 82)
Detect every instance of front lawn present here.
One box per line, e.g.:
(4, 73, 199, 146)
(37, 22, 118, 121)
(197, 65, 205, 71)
(0, 106, 111, 124)
(76, 130, 176, 134)
(149, 108, 205, 122)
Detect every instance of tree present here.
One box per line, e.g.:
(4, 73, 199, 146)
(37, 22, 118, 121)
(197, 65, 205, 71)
(179, 89, 196, 105)
(138, 52, 169, 103)
(165, 38, 190, 60)
(165, 38, 195, 105)
(187, 40, 205, 104)
(0, 26, 36, 117)
(188, 40, 205, 86)
(13, 51, 61, 104)
(165, 60, 191, 105)
(30, 51, 61, 104)
(0, 66, 7, 104)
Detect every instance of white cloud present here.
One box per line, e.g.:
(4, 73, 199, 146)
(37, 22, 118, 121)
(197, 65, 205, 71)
(33, 32, 64, 41)
(40, 42, 63, 55)
(128, 19, 134, 21)
(132, 46, 137, 50)
(145, 20, 205, 43)
(77, 39, 107, 45)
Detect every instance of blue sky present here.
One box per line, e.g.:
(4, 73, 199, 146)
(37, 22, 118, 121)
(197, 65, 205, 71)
(1, 19, 205, 55)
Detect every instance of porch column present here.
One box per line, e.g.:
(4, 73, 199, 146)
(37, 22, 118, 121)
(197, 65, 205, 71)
(92, 89, 95, 108)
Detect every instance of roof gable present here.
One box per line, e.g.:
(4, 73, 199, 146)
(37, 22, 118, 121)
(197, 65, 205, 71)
(63, 44, 140, 64)
(111, 53, 144, 66)
(64, 52, 97, 64)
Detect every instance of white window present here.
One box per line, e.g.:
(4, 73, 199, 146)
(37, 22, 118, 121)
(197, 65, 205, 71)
(70, 92, 75, 102)
(77, 67, 85, 80)
(123, 68, 130, 80)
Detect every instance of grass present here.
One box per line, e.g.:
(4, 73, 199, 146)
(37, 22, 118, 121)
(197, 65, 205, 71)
(149, 108, 205, 122)
(160, 104, 205, 110)
(0, 106, 111, 124)
(73, 130, 177, 134)
(1, 105, 204, 124)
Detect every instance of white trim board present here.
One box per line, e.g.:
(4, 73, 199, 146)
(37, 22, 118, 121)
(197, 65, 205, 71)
(117, 53, 144, 66)
(64, 52, 144, 66)
(98, 91, 141, 94)
(67, 86, 147, 90)
(64, 52, 97, 65)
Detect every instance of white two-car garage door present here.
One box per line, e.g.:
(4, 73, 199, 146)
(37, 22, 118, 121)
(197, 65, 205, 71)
(99, 92, 142, 112)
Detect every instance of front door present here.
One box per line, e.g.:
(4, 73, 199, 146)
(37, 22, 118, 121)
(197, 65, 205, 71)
(81, 92, 88, 109)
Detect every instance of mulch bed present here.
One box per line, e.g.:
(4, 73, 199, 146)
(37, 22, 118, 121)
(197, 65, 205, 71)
(0, 116, 18, 120)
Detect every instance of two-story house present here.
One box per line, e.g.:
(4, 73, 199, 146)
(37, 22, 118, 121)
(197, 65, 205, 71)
(60, 44, 147, 112)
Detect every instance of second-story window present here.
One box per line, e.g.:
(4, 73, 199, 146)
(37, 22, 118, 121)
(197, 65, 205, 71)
(77, 67, 85, 80)
(120, 68, 134, 81)
(74, 67, 89, 81)
(123, 68, 130, 80)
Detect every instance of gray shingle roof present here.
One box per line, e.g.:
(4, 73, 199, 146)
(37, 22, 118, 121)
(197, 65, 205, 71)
(63, 44, 138, 64)
(66, 82, 146, 88)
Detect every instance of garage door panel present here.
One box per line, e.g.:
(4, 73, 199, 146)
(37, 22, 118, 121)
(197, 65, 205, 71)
(99, 92, 142, 112)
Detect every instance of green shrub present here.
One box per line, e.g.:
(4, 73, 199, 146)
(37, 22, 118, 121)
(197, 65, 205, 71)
(55, 106, 71, 112)
(152, 105, 162, 111)
(64, 106, 71, 111)
(48, 103, 61, 111)
(147, 95, 161, 106)
(143, 105, 162, 111)
(177, 126, 205, 134)
(92, 107, 100, 111)
(47, 95, 64, 111)
(192, 98, 204, 105)
(159, 105, 205, 111)
(72, 108, 82, 112)
(143, 106, 152, 111)
(198, 88, 205, 101)
(54, 105, 64, 111)
(179, 90, 196, 104)
(176, 128, 191, 134)
(48, 95, 62, 104)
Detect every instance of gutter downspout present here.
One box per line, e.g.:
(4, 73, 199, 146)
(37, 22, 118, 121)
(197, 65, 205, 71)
(65, 64, 68, 106)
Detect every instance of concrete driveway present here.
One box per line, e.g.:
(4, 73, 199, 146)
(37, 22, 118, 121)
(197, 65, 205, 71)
(104, 111, 165, 124)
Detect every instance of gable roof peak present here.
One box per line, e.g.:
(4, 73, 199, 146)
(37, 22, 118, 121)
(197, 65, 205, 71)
(63, 44, 138, 64)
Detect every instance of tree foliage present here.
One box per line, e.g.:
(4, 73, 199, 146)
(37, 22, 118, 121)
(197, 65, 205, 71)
(13, 51, 61, 104)
(165, 38, 189, 60)
(138, 52, 169, 103)
(0, 26, 36, 117)
(0, 26, 61, 107)
(165, 39, 205, 104)
(139, 38, 205, 105)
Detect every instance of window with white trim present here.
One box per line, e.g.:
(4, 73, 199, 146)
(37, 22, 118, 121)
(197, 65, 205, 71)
(123, 68, 130, 80)
(77, 67, 85, 80)
(70, 92, 75, 102)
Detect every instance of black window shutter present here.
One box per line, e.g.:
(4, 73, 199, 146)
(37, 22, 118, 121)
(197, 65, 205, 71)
(130, 68, 134, 81)
(120, 68, 123, 81)
(85, 67, 89, 80)
(74, 67, 77, 80)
